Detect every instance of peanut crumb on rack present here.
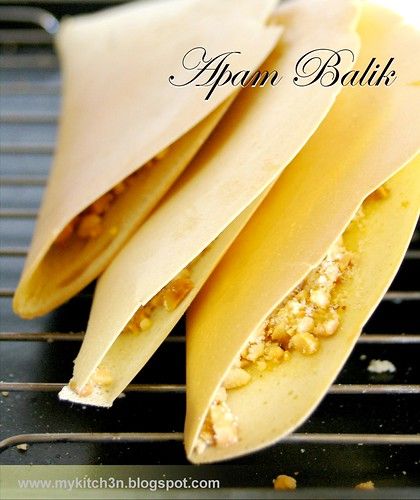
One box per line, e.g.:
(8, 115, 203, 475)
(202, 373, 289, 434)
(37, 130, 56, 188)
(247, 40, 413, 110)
(16, 443, 29, 452)
(367, 359, 396, 374)
(273, 475, 297, 490)
(355, 481, 375, 490)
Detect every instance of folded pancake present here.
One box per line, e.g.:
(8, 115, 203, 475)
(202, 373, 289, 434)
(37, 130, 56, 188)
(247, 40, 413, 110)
(58, 192, 270, 405)
(185, 4, 420, 463)
(13, 0, 282, 318)
(59, 0, 360, 407)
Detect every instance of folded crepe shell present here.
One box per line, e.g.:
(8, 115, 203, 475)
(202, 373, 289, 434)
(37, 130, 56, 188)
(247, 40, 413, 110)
(58, 191, 269, 406)
(59, 0, 360, 408)
(186, 160, 419, 463)
(185, 3, 420, 463)
(13, 0, 282, 318)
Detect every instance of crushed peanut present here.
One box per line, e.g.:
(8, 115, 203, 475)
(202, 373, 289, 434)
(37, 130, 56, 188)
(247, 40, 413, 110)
(289, 331, 319, 354)
(355, 481, 375, 490)
(367, 359, 396, 374)
(76, 213, 103, 239)
(195, 234, 354, 454)
(162, 270, 195, 311)
(90, 193, 114, 215)
(109, 226, 119, 237)
(195, 387, 238, 452)
(273, 475, 297, 490)
(91, 366, 113, 387)
(69, 365, 113, 397)
(139, 317, 152, 331)
(69, 378, 94, 397)
(223, 367, 251, 389)
(237, 236, 352, 365)
(367, 184, 389, 202)
(123, 268, 194, 335)
(55, 217, 78, 244)
(54, 148, 169, 245)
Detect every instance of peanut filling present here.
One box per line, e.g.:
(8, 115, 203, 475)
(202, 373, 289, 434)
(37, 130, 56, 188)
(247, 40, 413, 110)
(194, 387, 238, 454)
(122, 268, 194, 334)
(355, 481, 375, 490)
(273, 475, 297, 490)
(55, 148, 169, 245)
(195, 235, 354, 454)
(69, 365, 113, 398)
(69, 267, 193, 397)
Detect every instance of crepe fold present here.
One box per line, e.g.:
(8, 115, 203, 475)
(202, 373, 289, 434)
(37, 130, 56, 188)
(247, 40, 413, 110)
(185, 3, 420, 463)
(13, 0, 282, 318)
(59, 0, 360, 407)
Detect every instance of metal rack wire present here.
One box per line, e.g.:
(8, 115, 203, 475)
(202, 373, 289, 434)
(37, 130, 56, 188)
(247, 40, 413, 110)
(0, 1, 419, 493)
